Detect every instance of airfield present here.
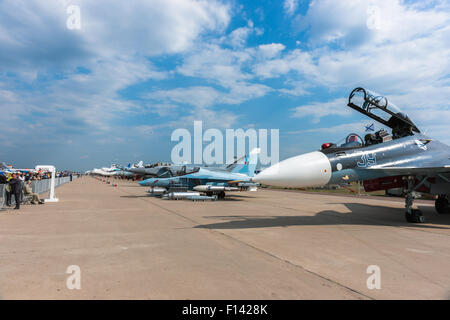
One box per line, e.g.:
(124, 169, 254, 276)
(1, 177, 449, 300)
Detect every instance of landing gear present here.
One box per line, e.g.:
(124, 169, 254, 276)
(403, 176, 425, 223)
(405, 209, 425, 223)
(435, 196, 450, 214)
(217, 191, 226, 200)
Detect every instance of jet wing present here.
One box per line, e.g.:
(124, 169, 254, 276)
(366, 166, 450, 176)
(359, 141, 450, 176)
(366, 152, 450, 176)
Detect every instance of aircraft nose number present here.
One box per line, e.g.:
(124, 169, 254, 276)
(357, 153, 377, 168)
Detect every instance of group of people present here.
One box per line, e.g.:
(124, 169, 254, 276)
(0, 172, 46, 210)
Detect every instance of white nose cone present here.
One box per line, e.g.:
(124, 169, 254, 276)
(253, 151, 331, 188)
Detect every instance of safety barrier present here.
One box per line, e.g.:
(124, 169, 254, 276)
(30, 176, 75, 194)
(0, 184, 5, 209)
(0, 175, 78, 209)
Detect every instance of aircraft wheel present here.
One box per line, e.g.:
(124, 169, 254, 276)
(435, 196, 450, 214)
(218, 191, 225, 199)
(405, 210, 425, 223)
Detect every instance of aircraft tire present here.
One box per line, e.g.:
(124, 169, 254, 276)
(218, 191, 225, 199)
(405, 210, 425, 223)
(435, 196, 450, 214)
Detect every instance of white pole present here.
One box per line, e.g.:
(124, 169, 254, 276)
(35, 165, 59, 202)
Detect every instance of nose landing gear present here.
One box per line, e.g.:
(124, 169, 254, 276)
(405, 209, 425, 223)
(404, 176, 425, 223)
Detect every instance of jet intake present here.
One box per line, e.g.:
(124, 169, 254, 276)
(364, 176, 432, 193)
(363, 176, 404, 192)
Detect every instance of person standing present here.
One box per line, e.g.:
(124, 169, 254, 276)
(5, 173, 12, 206)
(18, 173, 25, 202)
(8, 174, 23, 210)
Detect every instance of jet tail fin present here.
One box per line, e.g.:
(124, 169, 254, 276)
(230, 148, 260, 177)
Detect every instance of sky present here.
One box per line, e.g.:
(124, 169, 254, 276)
(0, 0, 449, 171)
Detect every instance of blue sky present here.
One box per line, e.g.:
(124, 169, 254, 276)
(0, 0, 449, 171)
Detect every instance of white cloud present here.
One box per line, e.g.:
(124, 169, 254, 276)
(0, 0, 232, 144)
(288, 121, 365, 134)
(221, 82, 272, 105)
(150, 86, 221, 108)
(149, 104, 179, 117)
(258, 43, 286, 58)
(177, 44, 253, 87)
(175, 41, 272, 106)
(148, 83, 271, 108)
(293, 0, 449, 47)
(167, 108, 239, 129)
(292, 98, 350, 123)
(0, 0, 231, 70)
(283, 0, 299, 15)
(252, 0, 450, 143)
(1, 0, 450, 166)
(227, 27, 253, 48)
(253, 49, 315, 79)
(278, 81, 309, 96)
(80, 0, 230, 56)
(387, 84, 450, 140)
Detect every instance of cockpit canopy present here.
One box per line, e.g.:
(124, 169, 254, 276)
(348, 87, 420, 139)
(320, 88, 420, 153)
(321, 129, 395, 153)
(157, 165, 200, 178)
(321, 133, 365, 153)
(145, 162, 171, 168)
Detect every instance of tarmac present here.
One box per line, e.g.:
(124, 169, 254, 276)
(1, 177, 449, 300)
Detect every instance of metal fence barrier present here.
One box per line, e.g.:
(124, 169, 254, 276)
(0, 175, 79, 209)
(0, 184, 5, 209)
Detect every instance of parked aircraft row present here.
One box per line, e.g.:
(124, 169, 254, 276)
(1, 162, 41, 174)
(87, 87, 450, 222)
(86, 161, 144, 178)
(88, 150, 260, 200)
(139, 148, 260, 200)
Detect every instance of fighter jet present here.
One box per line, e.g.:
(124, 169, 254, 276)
(0, 162, 38, 174)
(116, 161, 144, 179)
(253, 87, 450, 223)
(90, 161, 143, 177)
(139, 148, 260, 199)
(125, 162, 173, 178)
(90, 164, 121, 176)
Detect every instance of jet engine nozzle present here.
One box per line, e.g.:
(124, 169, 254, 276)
(252, 151, 332, 188)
